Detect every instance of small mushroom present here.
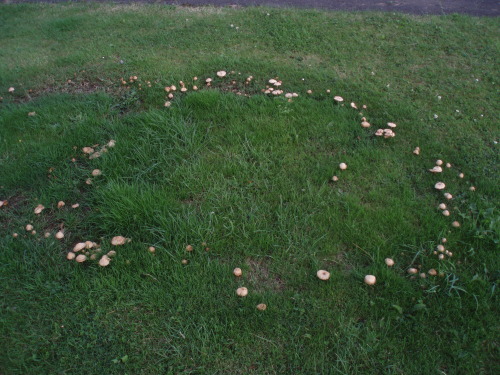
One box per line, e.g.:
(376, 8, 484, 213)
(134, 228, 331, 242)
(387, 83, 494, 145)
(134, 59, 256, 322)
(339, 163, 347, 170)
(233, 268, 242, 277)
(34, 204, 45, 214)
(446, 163, 452, 168)
(441, 238, 447, 243)
(428, 269, 437, 276)
(31, 230, 36, 235)
(306, 90, 312, 94)
(75, 254, 87, 263)
(85, 178, 92, 185)
(55, 231, 64, 240)
(442, 210, 450, 216)
(331, 175, 339, 182)
(12, 233, 18, 238)
(73, 242, 86, 252)
(111, 236, 129, 246)
(333, 96, 344, 102)
(91, 169, 102, 177)
(436, 160, 443, 166)
(85, 240, 94, 249)
(71, 203, 80, 208)
(236, 287, 248, 297)
(26, 224, 34, 231)
(181, 259, 189, 265)
(469, 186, 476, 192)
(107, 140, 116, 148)
(375, 129, 384, 136)
(419, 273, 426, 279)
(216, 71, 227, 78)
(387, 122, 397, 128)
(361, 121, 371, 128)
(444, 192, 453, 200)
(438, 203, 447, 210)
(99, 255, 111, 267)
(452, 221, 460, 228)
(438, 254, 445, 260)
(364, 275, 376, 285)
(429, 166, 443, 173)
(350, 102, 358, 109)
(186, 244, 194, 252)
(107, 250, 116, 257)
(82, 147, 94, 154)
(256, 303, 267, 311)
(458, 173, 464, 179)
(8, 87, 15, 93)
(435, 182, 446, 190)
(407, 268, 418, 275)
(437, 245, 445, 252)
(148, 246, 156, 253)
(316, 270, 330, 281)
(385, 258, 395, 267)
(44, 232, 50, 238)
(413, 147, 420, 155)
(57, 201, 65, 209)
(67, 252, 76, 260)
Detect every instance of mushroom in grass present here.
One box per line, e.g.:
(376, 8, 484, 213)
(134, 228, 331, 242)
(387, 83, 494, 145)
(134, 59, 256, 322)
(82, 147, 94, 154)
(361, 121, 371, 128)
(236, 287, 248, 297)
(181, 259, 189, 265)
(436, 160, 443, 166)
(387, 122, 397, 128)
(331, 175, 339, 182)
(437, 245, 445, 252)
(444, 192, 453, 200)
(99, 255, 111, 267)
(57, 201, 65, 209)
(75, 254, 87, 263)
(92, 169, 102, 177)
(385, 258, 395, 267)
(350, 102, 358, 109)
(216, 71, 227, 78)
(429, 166, 443, 173)
(339, 163, 347, 170)
(316, 270, 330, 280)
(375, 129, 384, 136)
(55, 231, 64, 240)
(233, 268, 242, 277)
(107, 140, 116, 148)
(469, 186, 476, 192)
(452, 221, 460, 228)
(334, 96, 344, 103)
(364, 275, 376, 285)
(111, 236, 129, 246)
(459, 173, 464, 179)
(71, 203, 80, 208)
(44, 232, 50, 238)
(34, 204, 45, 214)
(73, 242, 86, 252)
(13, 233, 18, 238)
(428, 269, 437, 276)
(442, 210, 450, 217)
(438, 203, 447, 210)
(256, 303, 267, 311)
(446, 163, 452, 168)
(67, 252, 76, 260)
(186, 244, 194, 252)
(413, 147, 420, 155)
(8, 87, 15, 93)
(407, 268, 418, 275)
(26, 224, 34, 231)
(435, 182, 446, 190)
(107, 250, 116, 257)
(148, 246, 156, 253)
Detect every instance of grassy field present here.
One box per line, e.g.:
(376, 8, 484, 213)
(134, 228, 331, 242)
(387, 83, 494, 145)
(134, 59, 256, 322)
(0, 3, 499, 374)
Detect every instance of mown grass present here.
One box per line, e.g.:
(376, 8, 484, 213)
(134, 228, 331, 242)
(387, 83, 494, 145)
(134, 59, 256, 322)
(0, 3, 499, 374)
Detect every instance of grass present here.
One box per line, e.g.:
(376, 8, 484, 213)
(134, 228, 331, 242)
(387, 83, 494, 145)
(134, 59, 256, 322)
(0, 3, 499, 374)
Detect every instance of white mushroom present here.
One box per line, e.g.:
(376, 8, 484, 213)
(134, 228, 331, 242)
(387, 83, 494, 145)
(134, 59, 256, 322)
(316, 270, 330, 281)
(92, 169, 102, 177)
(452, 221, 460, 228)
(438, 203, 447, 210)
(387, 122, 397, 128)
(26, 224, 34, 231)
(384, 258, 395, 267)
(34, 204, 45, 214)
(67, 252, 76, 260)
(256, 303, 267, 311)
(55, 231, 64, 240)
(236, 287, 248, 297)
(361, 121, 371, 128)
(428, 269, 437, 276)
(413, 147, 420, 155)
(57, 201, 65, 209)
(339, 163, 347, 170)
(364, 275, 376, 285)
(436, 160, 443, 166)
(331, 175, 339, 182)
(442, 210, 450, 216)
(111, 236, 129, 245)
(407, 268, 418, 274)
(75, 254, 87, 263)
(233, 268, 242, 277)
(216, 71, 227, 78)
(444, 192, 453, 200)
(429, 166, 443, 173)
(333, 96, 344, 102)
(435, 182, 446, 190)
(99, 255, 111, 267)
(73, 242, 86, 252)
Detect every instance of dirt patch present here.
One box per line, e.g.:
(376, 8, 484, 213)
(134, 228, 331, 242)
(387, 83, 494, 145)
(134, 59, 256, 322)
(245, 256, 285, 293)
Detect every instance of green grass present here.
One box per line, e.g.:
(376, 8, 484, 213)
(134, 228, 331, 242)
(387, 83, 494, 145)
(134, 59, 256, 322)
(0, 3, 499, 374)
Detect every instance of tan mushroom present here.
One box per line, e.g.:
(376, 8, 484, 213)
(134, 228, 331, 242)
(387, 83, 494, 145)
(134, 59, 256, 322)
(26, 224, 34, 231)
(73, 242, 86, 252)
(55, 231, 64, 240)
(316, 270, 330, 280)
(413, 147, 420, 155)
(334, 96, 344, 102)
(435, 182, 446, 190)
(385, 258, 395, 267)
(364, 275, 376, 285)
(91, 169, 102, 177)
(75, 254, 87, 263)
(428, 269, 437, 276)
(429, 166, 443, 173)
(111, 236, 129, 246)
(233, 268, 242, 277)
(339, 163, 347, 170)
(186, 244, 194, 252)
(67, 252, 76, 260)
(99, 255, 111, 267)
(236, 287, 248, 297)
(256, 303, 267, 311)
(34, 204, 45, 214)
(57, 201, 65, 209)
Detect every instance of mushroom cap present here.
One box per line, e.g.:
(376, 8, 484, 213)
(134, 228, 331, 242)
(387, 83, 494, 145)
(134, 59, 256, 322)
(75, 254, 87, 263)
(256, 303, 267, 311)
(333, 96, 344, 102)
(85, 240, 94, 249)
(55, 231, 64, 239)
(458, 173, 464, 179)
(268, 79, 277, 84)
(444, 192, 453, 200)
(437, 245, 445, 252)
(111, 236, 129, 246)
(452, 221, 461, 228)
(316, 270, 330, 280)
(429, 166, 443, 173)
(71, 203, 80, 208)
(387, 122, 397, 128)
(375, 129, 384, 136)
(339, 163, 347, 170)
(441, 238, 447, 243)
(186, 244, 194, 252)
(436, 160, 443, 166)
(107, 250, 116, 257)
(446, 163, 451, 168)
(91, 169, 102, 177)
(216, 71, 227, 78)
(428, 269, 437, 276)
(236, 287, 248, 297)
(442, 210, 450, 216)
(99, 255, 111, 267)
(435, 182, 446, 190)
(26, 224, 34, 231)
(73, 242, 86, 252)
(361, 121, 371, 128)
(331, 175, 339, 182)
(107, 140, 116, 148)
(57, 201, 65, 208)
(469, 186, 476, 191)
(34, 204, 45, 214)
(384, 258, 395, 267)
(407, 268, 418, 274)
(233, 267, 242, 277)
(82, 147, 94, 154)
(148, 246, 156, 253)
(44, 232, 50, 238)
(364, 275, 376, 285)
(67, 252, 76, 260)
(13, 233, 18, 238)
(350, 102, 358, 109)
(413, 147, 420, 155)
(438, 203, 447, 210)
(181, 259, 189, 265)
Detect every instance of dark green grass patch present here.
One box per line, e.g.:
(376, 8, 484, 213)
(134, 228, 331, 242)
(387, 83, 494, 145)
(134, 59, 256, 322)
(0, 4, 499, 375)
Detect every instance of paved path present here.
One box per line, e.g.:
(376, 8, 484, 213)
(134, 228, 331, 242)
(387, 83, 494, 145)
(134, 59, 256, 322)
(5, 0, 500, 16)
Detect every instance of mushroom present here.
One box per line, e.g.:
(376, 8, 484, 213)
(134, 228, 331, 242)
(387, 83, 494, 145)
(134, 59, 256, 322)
(438, 203, 447, 210)
(436, 160, 443, 166)
(413, 147, 420, 155)
(85, 178, 92, 185)
(438, 254, 445, 260)
(256, 303, 267, 311)
(67, 252, 76, 260)
(111, 236, 129, 245)
(444, 193, 453, 200)
(442, 210, 450, 216)
(26, 224, 34, 231)
(180, 87, 187, 93)
(387, 122, 397, 128)
(339, 163, 347, 170)
(71, 203, 80, 208)
(107, 140, 116, 148)
(419, 273, 426, 279)
(148, 246, 155, 253)
(85, 240, 94, 249)
(82, 147, 94, 154)
(428, 269, 437, 276)
(350, 102, 358, 109)
(31, 230, 36, 235)
(331, 175, 339, 182)
(451, 221, 460, 228)
(107, 250, 116, 257)
(181, 259, 189, 265)
(44, 232, 50, 238)
(75, 254, 87, 263)
(168, 93, 174, 99)
(73, 242, 86, 252)
(384, 258, 395, 267)
(437, 245, 445, 252)
(236, 287, 248, 297)
(205, 78, 212, 83)
(429, 166, 443, 173)
(361, 121, 371, 128)
(285, 93, 293, 99)
(326, 89, 331, 93)
(316, 270, 330, 281)
(186, 244, 194, 252)
(233, 268, 242, 277)
(458, 173, 464, 179)
(441, 238, 447, 243)
(92, 169, 102, 177)
(8, 87, 15, 93)
(333, 96, 344, 102)
(57, 201, 65, 209)
(99, 255, 111, 267)
(407, 268, 418, 275)
(192, 86, 198, 91)
(435, 182, 446, 190)
(306, 90, 312, 94)
(364, 275, 376, 285)
(375, 129, 384, 136)
(12, 233, 18, 238)
(216, 71, 227, 78)
(55, 231, 64, 240)
(469, 186, 476, 192)
(268, 79, 277, 85)
(446, 163, 451, 168)
(34, 204, 45, 214)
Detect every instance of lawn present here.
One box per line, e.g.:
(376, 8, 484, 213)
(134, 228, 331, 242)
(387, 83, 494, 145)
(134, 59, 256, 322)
(0, 3, 499, 374)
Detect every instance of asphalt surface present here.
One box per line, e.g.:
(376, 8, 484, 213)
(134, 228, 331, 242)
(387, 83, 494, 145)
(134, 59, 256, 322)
(4, 0, 500, 16)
